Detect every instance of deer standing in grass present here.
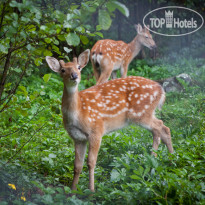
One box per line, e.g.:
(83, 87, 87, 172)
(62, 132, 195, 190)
(91, 24, 157, 85)
(45, 49, 173, 192)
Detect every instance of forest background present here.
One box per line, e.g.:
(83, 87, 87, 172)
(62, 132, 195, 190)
(0, 0, 204, 204)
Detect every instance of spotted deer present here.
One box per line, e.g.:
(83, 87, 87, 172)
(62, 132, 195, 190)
(91, 24, 156, 85)
(45, 49, 173, 192)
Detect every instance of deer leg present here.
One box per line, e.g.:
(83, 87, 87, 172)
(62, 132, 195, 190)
(96, 65, 113, 85)
(71, 141, 87, 190)
(120, 64, 128, 78)
(160, 124, 174, 153)
(92, 61, 101, 82)
(151, 128, 161, 156)
(87, 137, 101, 192)
(139, 116, 173, 156)
(111, 70, 117, 79)
(150, 117, 174, 155)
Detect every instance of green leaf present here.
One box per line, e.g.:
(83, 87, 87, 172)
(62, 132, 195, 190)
(63, 47, 72, 53)
(65, 33, 80, 46)
(130, 175, 142, 180)
(43, 50, 52, 56)
(20, 31, 27, 38)
(96, 25, 102, 31)
(52, 45, 61, 55)
(40, 91, 46, 95)
(49, 153, 56, 158)
(110, 169, 120, 182)
(53, 39, 59, 45)
(19, 85, 27, 93)
(45, 38, 52, 44)
(34, 58, 42, 66)
(95, 32, 103, 38)
(139, 166, 144, 176)
(107, 1, 129, 17)
(26, 44, 34, 51)
(42, 194, 53, 204)
(98, 9, 112, 30)
(40, 25, 47, 31)
(18, 85, 28, 97)
(64, 186, 71, 194)
(20, 109, 28, 117)
(67, 13, 74, 21)
(0, 44, 8, 53)
(80, 35, 89, 45)
(43, 73, 52, 83)
(9, 1, 19, 8)
(21, 16, 30, 23)
(26, 25, 36, 32)
(55, 10, 65, 23)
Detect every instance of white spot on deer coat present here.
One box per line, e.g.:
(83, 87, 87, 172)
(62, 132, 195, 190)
(145, 105, 150, 109)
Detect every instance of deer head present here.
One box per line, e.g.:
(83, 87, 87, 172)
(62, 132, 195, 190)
(135, 24, 156, 50)
(46, 49, 90, 92)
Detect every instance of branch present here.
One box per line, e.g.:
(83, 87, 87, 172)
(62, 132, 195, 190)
(0, 58, 29, 109)
(0, 0, 12, 30)
(0, 106, 47, 138)
(0, 44, 12, 101)
(0, 42, 27, 62)
(5, 123, 46, 165)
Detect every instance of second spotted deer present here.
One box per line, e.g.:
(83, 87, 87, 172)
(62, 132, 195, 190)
(91, 24, 156, 84)
(45, 49, 173, 192)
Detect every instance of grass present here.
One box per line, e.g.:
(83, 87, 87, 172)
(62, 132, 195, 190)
(0, 55, 204, 204)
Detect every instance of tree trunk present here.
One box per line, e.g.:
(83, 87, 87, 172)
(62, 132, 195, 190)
(0, 47, 12, 101)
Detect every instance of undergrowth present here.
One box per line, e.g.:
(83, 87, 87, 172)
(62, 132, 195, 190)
(0, 54, 204, 204)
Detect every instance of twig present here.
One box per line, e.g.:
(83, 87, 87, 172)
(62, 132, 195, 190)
(0, 107, 47, 138)
(0, 59, 29, 109)
(6, 123, 46, 165)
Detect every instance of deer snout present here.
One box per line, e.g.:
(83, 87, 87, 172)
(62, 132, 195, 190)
(71, 72, 78, 80)
(150, 44, 157, 50)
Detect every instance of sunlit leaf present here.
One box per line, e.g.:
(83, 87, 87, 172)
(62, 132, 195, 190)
(34, 58, 42, 66)
(45, 38, 52, 44)
(80, 35, 89, 45)
(110, 169, 120, 182)
(43, 50, 52, 56)
(65, 33, 80, 46)
(95, 32, 103, 38)
(98, 9, 112, 30)
(107, 1, 129, 17)
(43, 73, 52, 83)
(63, 47, 72, 53)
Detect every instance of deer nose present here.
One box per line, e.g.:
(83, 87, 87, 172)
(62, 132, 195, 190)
(71, 72, 78, 80)
(151, 45, 157, 49)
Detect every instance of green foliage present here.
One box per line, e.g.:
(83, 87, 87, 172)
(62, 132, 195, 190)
(0, 0, 129, 108)
(0, 54, 205, 204)
(0, 0, 204, 204)
(99, 9, 112, 30)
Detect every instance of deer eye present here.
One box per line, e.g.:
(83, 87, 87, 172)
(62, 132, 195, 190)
(61, 69, 65, 73)
(78, 65, 81, 70)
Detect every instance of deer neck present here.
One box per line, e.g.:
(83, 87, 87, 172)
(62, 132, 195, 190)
(62, 83, 80, 119)
(128, 35, 142, 61)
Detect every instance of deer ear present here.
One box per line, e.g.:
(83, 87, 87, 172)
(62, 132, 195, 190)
(73, 57, 77, 64)
(78, 49, 90, 70)
(135, 24, 143, 34)
(46, 56, 61, 73)
(145, 24, 150, 31)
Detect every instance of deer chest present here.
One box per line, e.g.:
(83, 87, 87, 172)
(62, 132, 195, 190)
(62, 110, 88, 141)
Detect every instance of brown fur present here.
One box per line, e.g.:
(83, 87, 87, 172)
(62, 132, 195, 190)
(91, 24, 156, 84)
(45, 49, 173, 192)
